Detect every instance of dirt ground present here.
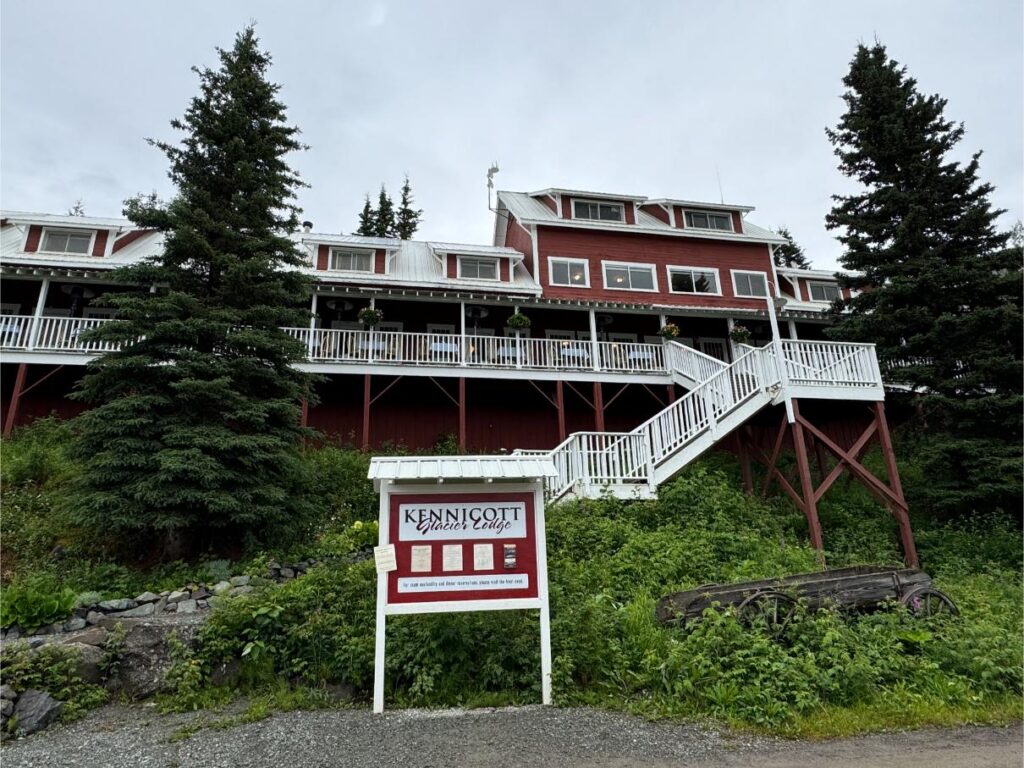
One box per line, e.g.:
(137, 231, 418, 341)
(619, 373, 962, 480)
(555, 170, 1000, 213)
(1, 704, 1020, 768)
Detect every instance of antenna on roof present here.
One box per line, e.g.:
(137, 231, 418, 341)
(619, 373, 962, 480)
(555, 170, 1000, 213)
(486, 162, 500, 213)
(715, 166, 724, 204)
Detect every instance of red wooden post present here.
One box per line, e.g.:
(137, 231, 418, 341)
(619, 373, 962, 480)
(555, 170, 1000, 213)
(737, 429, 754, 495)
(593, 381, 605, 432)
(873, 401, 919, 568)
(361, 374, 372, 451)
(790, 400, 825, 559)
(555, 380, 566, 442)
(3, 363, 28, 438)
(666, 385, 676, 404)
(458, 377, 467, 450)
(299, 398, 309, 428)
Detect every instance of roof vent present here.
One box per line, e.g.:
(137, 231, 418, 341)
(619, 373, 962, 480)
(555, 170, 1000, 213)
(302, 221, 313, 232)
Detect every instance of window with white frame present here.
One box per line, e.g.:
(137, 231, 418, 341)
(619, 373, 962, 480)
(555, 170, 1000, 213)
(573, 200, 624, 222)
(667, 266, 720, 294)
(40, 229, 93, 255)
(549, 257, 590, 287)
(808, 282, 841, 302)
(732, 271, 769, 298)
(603, 262, 656, 291)
(329, 248, 373, 272)
(459, 256, 499, 280)
(684, 210, 733, 231)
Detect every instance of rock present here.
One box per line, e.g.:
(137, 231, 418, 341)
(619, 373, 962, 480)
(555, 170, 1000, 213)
(325, 682, 354, 702)
(63, 617, 87, 632)
(154, 597, 169, 614)
(1, 699, 12, 718)
(207, 596, 221, 609)
(196, 599, 208, 609)
(229, 575, 250, 587)
(104, 618, 202, 699)
(12, 689, 63, 735)
(229, 585, 253, 597)
(68, 626, 108, 647)
(31, 624, 53, 636)
(159, 590, 170, 597)
(167, 590, 189, 603)
(209, 658, 241, 687)
(106, 603, 156, 619)
(175, 599, 198, 615)
(211, 581, 233, 596)
(98, 599, 137, 612)
(191, 587, 211, 601)
(62, 643, 105, 685)
(85, 611, 105, 625)
(0, 684, 16, 700)
(26, 637, 50, 649)
(5, 626, 21, 640)
(134, 591, 160, 603)
(164, 603, 177, 613)
(280, 568, 295, 579)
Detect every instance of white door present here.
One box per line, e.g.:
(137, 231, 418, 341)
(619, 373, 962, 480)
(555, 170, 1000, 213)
(698, 338, 730, 362)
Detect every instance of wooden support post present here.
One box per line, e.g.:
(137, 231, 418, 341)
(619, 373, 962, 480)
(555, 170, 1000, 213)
(555, 380, 566, 442)
(812, 433, 829, 484)
(458, 377, 467, 451)
(3, 363, 28, 438)
(666, 385, 676, 404)
(593, 381, 604, 432)
(790, 400, 825, 560)
(873, 401, 919, 568)
(362, 374, 372, 451)
(299, 398, 309, 428)
(737, 429, 754, 495)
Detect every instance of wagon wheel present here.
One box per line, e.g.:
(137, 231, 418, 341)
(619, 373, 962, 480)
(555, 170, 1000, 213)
(738, 590, 797, 631)
(900, 587, 959, 618)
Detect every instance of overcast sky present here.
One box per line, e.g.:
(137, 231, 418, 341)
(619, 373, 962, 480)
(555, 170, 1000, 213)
(2, 1, 1021, 269)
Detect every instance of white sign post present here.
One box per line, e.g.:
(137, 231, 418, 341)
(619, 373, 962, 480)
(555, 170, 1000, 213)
(368, 457, 557, 714)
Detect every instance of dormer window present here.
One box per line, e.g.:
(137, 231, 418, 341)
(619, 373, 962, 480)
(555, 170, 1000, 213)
(329, 248, 373, 272)
(41, 228, 93, 255)
(573, 200, 624, 222)
(684, 210, 733, 231)
(459, 256, 498, 280)
(808, 282, 841, 302)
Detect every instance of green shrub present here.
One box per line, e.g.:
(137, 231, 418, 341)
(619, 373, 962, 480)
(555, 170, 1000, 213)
(0, 575, 75, 631)
(0, 642, 108, 725)
(0, 417, 77, 488)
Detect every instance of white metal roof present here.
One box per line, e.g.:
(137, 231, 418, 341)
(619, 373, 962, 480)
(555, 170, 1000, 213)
(645, 198, 755, 213)
(1, 210, 132, 230)
(530, 187, 648, 202)
(368, 455, 557, 489)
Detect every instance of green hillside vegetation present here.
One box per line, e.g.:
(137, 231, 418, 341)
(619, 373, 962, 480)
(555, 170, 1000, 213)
(2, 419, 1020, 737)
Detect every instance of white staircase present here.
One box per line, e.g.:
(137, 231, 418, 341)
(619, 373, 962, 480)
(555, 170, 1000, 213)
(517, 340, 884, 502)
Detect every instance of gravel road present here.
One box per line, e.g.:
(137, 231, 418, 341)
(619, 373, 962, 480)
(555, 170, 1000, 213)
(1, 704, 1020, 768)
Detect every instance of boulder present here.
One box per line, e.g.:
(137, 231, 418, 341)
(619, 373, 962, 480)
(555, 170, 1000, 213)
(12, 689, 63, 735)
(103, 618, 202, 699)
(98, 599, 137, 612)
(1, 699, 13, 718)
(191, 587, 211, 601)
(134, 591, 160, 603)
(280, 568, 295, 579)
(0, 684, 16, 700)
(211, 581, 233, 596)
(5, 626, 21, 641)
(106, 603, 156, 620)
(68, 626, 108, 647)
(63, 617, 87, 632)
(230, 585, 254, 597)
(229, 575, 251, 587)
(85, 611, 105, 626)
(167, 590, 189, 603)
(176, 599, 198, 615)
(63, 642, 105, 685)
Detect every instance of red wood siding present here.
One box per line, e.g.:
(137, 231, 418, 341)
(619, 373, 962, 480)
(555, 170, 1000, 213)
(499, 259, 510, 281)
(111, 229, 149, 253)
(673, 206, 685, 229)
(504, 217, 534, 275)
(640, 204, 670, 225)
(624, 204, 636, 225)
(316, 244, 329, 270)
(91, 229, 109, 257)
(446, 255, 457, 278)
(536, 226, 775, 309)
(537, 195, 557, 214)
(731, 212, 744, 234)
(24, 225, 42, 252)
(374, 249, 386, 274)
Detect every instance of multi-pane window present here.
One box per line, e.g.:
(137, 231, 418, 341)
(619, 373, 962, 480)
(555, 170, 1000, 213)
(668, 267, 719, 294)
(573, 200, 624, 222)
(808, 282, 841, 302)
(549, 258, 590, 287)
(603, 262, 656, 291)
(684, 210, 733, 231)
(41, 229, 92, 255)
(329, 248, 373, 272)
(732, 271, 769, 298)
(459, 257, 499, 280)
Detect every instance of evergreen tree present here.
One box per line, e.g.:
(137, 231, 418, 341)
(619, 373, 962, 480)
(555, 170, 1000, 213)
(354, 195, 377, 236)
(825, 42, 1022, 516)
(68, 28, 319, 550)
(773, 226, 811, 269)
(68, 199, 86, 217)
(395, 175, 423, 239)
(373, 184, 395, 238)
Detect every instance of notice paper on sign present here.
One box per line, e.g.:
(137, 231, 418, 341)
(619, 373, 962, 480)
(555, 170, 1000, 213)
(410, 546, 432, 572)
(397, 573, 529, 593)
(442, 545, 463, 572)
(473, 543, 494, 571)
(373, 544, 397, 574)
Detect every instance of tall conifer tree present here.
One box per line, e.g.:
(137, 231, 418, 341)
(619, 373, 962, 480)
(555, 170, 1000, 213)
(772, 226, 811, 269)
(825, 42, 1022, 516)
(354, 195, 377, 236)
(69, 28, 319, 548)
(374, 185, 396, 238)
(395, 175, 423, 240)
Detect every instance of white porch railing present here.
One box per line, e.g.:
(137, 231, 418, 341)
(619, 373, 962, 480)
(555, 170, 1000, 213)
(663, 341, 728, 383)
(0, 315, 34, 349)
(779, 339, 881, 388)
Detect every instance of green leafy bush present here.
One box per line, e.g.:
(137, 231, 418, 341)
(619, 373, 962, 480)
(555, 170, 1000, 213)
(0, 642, 108, 726)
(0, 575, 75, 631)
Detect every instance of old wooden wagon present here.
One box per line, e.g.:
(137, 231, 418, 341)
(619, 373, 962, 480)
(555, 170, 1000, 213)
(655, 565, 957, 629)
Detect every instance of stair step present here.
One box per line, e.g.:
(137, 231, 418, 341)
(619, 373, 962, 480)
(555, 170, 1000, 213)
(567, 482, 657, 501)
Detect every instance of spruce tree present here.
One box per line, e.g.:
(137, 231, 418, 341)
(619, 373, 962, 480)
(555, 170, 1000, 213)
(773, 226, 811, 269)
(395, 175, 423, 239)
(69, 27, 319, 549)
(68, 200, 86, 217)
(374, 184, 396, 238)
(354, 195, 377, 236)
(825, 42, 1022, 516)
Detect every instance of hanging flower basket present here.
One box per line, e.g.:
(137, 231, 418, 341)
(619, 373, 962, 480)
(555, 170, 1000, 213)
(506, 311, 531, 330)
(730, 324, 753, 345)
(658, 323, 681, 339)
(358, 307, 383, 327)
